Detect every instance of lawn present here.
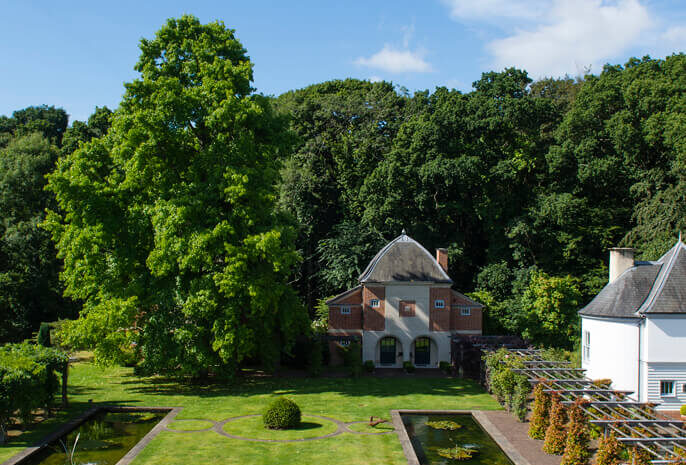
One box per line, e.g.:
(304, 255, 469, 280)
(0, 362, 502, 465)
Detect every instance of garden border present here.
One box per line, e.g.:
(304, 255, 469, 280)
(390, 409, 531, 465)
(1, 405, 181, 465)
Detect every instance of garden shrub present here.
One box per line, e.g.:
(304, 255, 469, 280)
(680, 404, 686, 416)
(595, 432, 624, 465)
(403, 361, 415, 373)
(483, 349, 530, 414)
(561, 399, 591, 465)
(627, 445, 652, 465)
(528, 383, 550, 439)
(543, 393, 567, 455)
(439, 361, 451, 374)
(263, 397, 301, 429)
(37, 323, 51, 347)
(364, 360, 375, 373)
(511, 379, 529, 422)
(0, 342, 68, 443)
(343, 341, 363, 377)
(307, 339, 323, 377)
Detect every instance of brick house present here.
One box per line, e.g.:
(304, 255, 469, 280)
(326, 231, 483, 368)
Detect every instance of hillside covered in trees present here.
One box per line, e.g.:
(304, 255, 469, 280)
(0, 16, 683, 358)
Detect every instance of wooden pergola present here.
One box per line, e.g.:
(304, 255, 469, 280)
(503, 348, 686, 463)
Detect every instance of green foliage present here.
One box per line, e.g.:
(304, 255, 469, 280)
(595, 432, 624, 465)
(543, 393, 567, 455)
(403, 361, 415, 373)
(627, 445, 652, 465)
(44, 16, 307, 377)
(561, 400, 591, 465)
(311, 296, 332, 334)
(37, 323, 51, 347)
(363, 360, 375, 373)
(426, 420, 461, 430)
(262, 397, 301, 430)
(439, 361, 451, 373)
(483, 349, 530, 419)
(0, 343, 68, 442)
(437, 446, 479, 460)
(528, 383, 550, 439)
(343, 341, 363, 377)
(0, 133, 77, 343)
(307, 339, 323, 377)
(60, 106, 112, 156)
(0, 105, 68, 147)
(681, 405, 686, 415)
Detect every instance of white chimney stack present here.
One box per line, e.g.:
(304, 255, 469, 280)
(609, 248, 635, 283)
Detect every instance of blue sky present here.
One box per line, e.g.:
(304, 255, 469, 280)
(1, 0, 684, 122)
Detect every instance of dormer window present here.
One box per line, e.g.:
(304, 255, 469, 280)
(434, 299, 445, 309)
(340, 306, 351, 315)
(370, 299, 380, 308)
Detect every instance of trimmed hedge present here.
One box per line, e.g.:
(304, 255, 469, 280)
(0, 342, 68, 443)
(263, 397, 301, 429)
(484, 348, 530, 421)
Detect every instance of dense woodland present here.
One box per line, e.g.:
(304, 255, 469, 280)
(0, 17, 683, 373)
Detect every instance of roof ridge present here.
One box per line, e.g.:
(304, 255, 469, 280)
(637, 240, 684, 314)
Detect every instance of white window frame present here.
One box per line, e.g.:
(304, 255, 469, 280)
(583, 330, 591, 361)
(660, 380, 675, 396)
(434, 299, 445, 309)
(339, 340, 350, 347)
(370, 299, 380, 308)
(460, 307, 471, 316)
(340, 306, 351, 315)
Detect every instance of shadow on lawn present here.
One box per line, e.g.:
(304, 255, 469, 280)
(117, 372, 487, 400)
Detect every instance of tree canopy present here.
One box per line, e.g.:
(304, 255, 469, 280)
(44, 16, 307, 376)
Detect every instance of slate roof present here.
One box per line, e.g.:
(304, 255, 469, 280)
(579, 239, 686, 318)
(358, 232, 452, 284)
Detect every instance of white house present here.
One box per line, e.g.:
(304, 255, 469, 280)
(579, 238, 686, 411)
(326, 231, 483, 368)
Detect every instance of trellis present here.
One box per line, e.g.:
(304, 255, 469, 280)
(503, 348, 686, 464)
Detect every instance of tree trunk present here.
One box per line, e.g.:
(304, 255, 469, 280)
(61, 362, 69, 407)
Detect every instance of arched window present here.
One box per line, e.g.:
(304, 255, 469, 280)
(414, 337, 430, 366)
(379, 337, 396, 365)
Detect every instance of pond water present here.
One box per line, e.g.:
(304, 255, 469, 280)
(23, 410, 165, 465)
(401, 414, 514, 465)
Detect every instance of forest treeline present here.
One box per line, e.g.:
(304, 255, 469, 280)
(0, 16, 683, 359)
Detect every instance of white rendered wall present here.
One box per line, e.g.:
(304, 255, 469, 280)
(643, 315, 686, 410)
(362, 283, 451, 368)
(581, 316, 640, 396)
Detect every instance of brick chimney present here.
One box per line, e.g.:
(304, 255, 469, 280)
(436, 248, 448, 272)
(609, 248, 635, 283)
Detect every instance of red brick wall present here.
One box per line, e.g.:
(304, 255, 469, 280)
(327, 332, 362, 366)
(363, 286, 385, 331)
(328, 288, 363, 330)
(451, 307, 482, 331)
(429, 288, 451, 331)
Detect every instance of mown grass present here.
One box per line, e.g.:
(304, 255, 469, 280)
(0, 362, 501, 464)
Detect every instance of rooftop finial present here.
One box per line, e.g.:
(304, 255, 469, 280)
(401, 228, 406, 236)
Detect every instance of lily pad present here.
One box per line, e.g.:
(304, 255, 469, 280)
(426, 420, 462, 430)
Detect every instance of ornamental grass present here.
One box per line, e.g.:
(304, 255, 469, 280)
(528, 382, 550, 440)
(543, 392, 567, 455)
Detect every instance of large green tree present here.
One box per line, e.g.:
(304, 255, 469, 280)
(0, 133, 77, 342)
(45, 16, 307, 376)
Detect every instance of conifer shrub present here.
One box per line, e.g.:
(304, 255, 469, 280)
(37, 323, 51, 347)
(262, 397, 301, 429)
(595, 431, 624, 465)
(528, 382, 551, 439)
(627, 445, 652, 465)
(543, 392, 567, 455)
(561, 399, 591, 465)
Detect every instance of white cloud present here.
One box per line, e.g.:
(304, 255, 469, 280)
(369, 76, 382, 83)
(662, 26, 686, 43)
(442, 0, 548, 21)
(355, 45, 433, 73)
(482, 0, 654, 78)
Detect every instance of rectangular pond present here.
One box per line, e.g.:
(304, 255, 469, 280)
(17, 409, 167, 465)
(401, 413, 514, 465)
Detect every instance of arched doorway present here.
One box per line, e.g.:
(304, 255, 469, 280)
(379, 337, 397, 365)
(414, 337, 431, 366)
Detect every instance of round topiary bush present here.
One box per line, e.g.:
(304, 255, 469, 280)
(263, 397, 301, 430)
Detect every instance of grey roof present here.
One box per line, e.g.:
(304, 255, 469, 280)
(579, 240, 686, 318)
(358, 233, 452, 284)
